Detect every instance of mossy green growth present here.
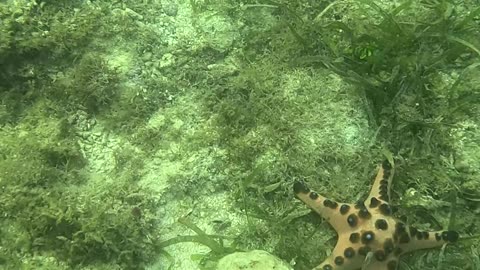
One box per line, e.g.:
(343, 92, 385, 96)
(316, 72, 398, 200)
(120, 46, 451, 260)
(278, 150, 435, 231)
(48, 52, 121, 115)
(0, 0, 116, 124)
(0, 0, 103, 57)
(0, 102, 160, 269)
(282, 0, 480, 154)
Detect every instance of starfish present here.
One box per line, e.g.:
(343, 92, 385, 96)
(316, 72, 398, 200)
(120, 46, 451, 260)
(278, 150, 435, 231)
(293, 160, 459, 270)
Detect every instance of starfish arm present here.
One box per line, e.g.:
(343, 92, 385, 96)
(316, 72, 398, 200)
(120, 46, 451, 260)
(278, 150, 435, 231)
(294, 181, 354, 232)
(364, 260, 400, 270)
(312, 255, 364, 270)
(312, 257, 339, 270)
(366, 160, 394, 205)
(398, 229, 459, 254)
(312, 234, 366, 270)
(312, 256, 340, 270)
(293, 160, 461, 270)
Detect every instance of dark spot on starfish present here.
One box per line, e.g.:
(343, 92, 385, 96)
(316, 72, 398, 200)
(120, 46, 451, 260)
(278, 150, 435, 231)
(442, 231, 459, 242)
(322, 265, 333, 270)
(344, 247, 355, 258)
(309, 192, 319, 200)
(382, 159, 392, 170)
(379, 186, 388, 195)
(349, 232, 360, 243)
(383, 238, 394, 254)
(323, 199, 331, 207)
(379, 203, 392, 215)
(347, 214, 358, 227)
(375, 219, 388, 230)
(293, 181, 309, 194)
(340, 204, 350, 215)
(323, 199, 338, 209)
(398, 233, 410, 244)
(361, 231, 375, 244)
(395, 222, 406, 234)
(415, 231, 429, 240)
(387, 260, 397, 270)
(394, 224, 408, 244)
(358, 246, 371, 256)
(435, 233, 442, 241)
(409, 226, 418, 237)
(374, 250, 386, 261)
(378, 195, 390, 202)
(383, 169, 391, 179)
(380, 179, 388, 187)
(329, 201, 338, 209)
(370, 197, 380, 208)
(334, 256, 344, 265)
(354, 200, 365, 209)
(358, 208, 371, 219)
(379, 183, 389, 200)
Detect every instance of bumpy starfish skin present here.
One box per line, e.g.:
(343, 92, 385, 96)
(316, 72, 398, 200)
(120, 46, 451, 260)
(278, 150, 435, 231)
(293, 160, 459, 270)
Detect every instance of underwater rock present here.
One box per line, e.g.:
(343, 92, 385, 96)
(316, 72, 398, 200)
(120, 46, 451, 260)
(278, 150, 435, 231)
(216, 250, 292, 270)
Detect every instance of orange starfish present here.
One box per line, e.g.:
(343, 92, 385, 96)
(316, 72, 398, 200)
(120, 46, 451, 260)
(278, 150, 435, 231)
(293, 160, 459, 270)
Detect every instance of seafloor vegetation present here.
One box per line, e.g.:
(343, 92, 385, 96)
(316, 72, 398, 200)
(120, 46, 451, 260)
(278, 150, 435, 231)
(0, 0, 479, 269)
